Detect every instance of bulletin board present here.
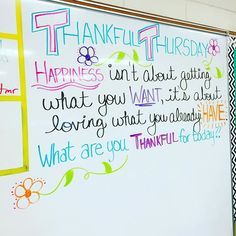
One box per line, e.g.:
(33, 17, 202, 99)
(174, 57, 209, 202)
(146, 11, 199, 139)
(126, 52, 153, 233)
(0, 0, 233, 236)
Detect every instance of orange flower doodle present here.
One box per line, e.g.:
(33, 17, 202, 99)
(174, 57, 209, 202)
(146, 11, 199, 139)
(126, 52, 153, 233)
(12, 178, 45, 209)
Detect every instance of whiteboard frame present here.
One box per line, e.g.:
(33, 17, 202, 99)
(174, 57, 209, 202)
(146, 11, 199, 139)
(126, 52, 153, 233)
(46, 0, 234, 36)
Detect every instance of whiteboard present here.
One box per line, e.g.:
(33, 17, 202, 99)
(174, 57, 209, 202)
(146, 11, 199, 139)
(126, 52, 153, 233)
(0, 102, 23, 170)
(0, 0, 233, 236)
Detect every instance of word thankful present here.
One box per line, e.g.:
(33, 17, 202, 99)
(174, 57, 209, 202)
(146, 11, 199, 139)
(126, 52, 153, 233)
(37, 139, 129, 167)
(129, 85, 162, 107)
(0, 83, 18, 95)
(130, 132, 178, 150)
(179, 127, 222, 144)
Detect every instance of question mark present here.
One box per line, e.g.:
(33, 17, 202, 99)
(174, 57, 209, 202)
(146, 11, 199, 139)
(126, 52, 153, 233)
(215, 126, 221, 138)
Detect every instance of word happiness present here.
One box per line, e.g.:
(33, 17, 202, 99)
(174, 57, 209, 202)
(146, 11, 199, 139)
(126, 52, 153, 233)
(33, 60, 104, 91)
(35, 61, 104, 83)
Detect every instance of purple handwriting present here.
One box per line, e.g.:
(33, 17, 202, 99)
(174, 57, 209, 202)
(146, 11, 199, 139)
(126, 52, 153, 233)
(130, 132, 178, 150)
(129, 85, 162, 107)
(77, 46, 99, 66)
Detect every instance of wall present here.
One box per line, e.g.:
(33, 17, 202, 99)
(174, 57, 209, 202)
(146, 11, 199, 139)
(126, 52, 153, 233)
(85, 0, 236, 32)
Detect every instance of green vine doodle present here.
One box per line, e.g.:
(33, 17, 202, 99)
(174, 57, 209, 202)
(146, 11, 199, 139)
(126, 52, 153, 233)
(95, 49, 151, 67)
(39, 156, 128, 196)
(202, 56, 224, 79)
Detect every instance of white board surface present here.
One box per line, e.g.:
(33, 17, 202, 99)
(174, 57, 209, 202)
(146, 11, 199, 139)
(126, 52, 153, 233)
(0, 0, 233, 236)
(0, 102, 23, 170)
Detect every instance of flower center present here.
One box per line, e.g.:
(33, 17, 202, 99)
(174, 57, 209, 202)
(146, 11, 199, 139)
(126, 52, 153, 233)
(25, 189, 32, 198)
(85, 54, 91, 61)
(212, 45, 216, 50)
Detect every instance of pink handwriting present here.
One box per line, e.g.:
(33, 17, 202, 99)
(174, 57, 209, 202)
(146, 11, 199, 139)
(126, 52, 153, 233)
(32, 9, 70, 55)
(0, 83, 18, 95)
(32, 60, 104, 91)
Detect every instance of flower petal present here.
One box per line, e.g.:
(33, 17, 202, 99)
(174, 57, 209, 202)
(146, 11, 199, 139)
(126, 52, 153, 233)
(14, 185, 26, 198)
(77, 56, 86, 63)
(79, 46, 88, 56)
(209, 39, 214, 46)
(90, 56, 98, 64)
(16, 197, 30, 209)
(88, 46, 95, 57)
(212, 39, 218, 46)
(215, 45, 220, 53)
(31, 180, 43, 192)
(212, 50, 216, 56)
(23, 178, 33, 190)
(208, 47, 213, 55)
(85, 60, 92, 66)
(29, 192, 40, 204)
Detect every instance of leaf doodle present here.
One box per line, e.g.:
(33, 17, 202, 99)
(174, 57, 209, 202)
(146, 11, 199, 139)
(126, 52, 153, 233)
(102, 162, 113, 173)
(64, 169, 74, 187)
(95, 50, 151, 67)
(115, 51, 126, 63)
(39, 156, 128, 197)
(215, 67, 223, 78)
(133, 49, 139, 63)
(202, 56, 224, 79)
